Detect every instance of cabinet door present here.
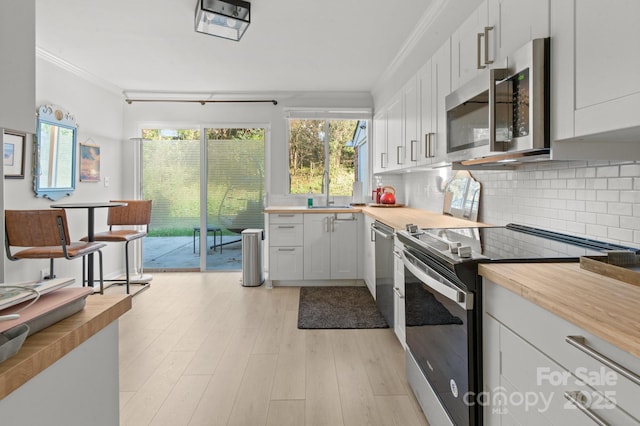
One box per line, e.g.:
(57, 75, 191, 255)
(451, 0, 489, 90)
(372, 111, 387, 173)
(269, 247, 303, 281)
(303, 214, 331, 279)
(362, 215, 376, 297)
(403, 76, 419, 167)
(552, 0, 640, 159)
(431, 40, 451, 164)
(386, 95, 404, 170)
(418, 60, 434, 166)
(330, 215, 359, 279)
(488, 0, 549, 64)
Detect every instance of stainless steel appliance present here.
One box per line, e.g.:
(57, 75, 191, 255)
(397, 224, 639, 426)
(371, 220, 395, 327)
(446, 38, 550, 167)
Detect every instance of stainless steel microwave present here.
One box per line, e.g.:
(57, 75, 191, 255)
(446, 38, 550, 166)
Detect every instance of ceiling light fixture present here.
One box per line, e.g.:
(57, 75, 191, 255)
(195, 0, 251, 41)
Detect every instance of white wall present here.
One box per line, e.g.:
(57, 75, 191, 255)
(3, 58, 126, 284)
(401, 159, 640, 247)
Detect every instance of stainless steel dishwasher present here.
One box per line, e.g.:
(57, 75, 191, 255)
(371, 220, 395, 327)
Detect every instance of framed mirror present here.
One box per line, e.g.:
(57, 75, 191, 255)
(33, 105, 77, 200)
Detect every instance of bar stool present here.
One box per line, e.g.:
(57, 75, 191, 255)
(4, 209, 107, 293)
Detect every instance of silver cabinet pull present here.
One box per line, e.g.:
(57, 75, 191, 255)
(277, 248, 296, 252)
(566, 335, 640, 386)
(277, 214, 295, 217)
(477, 32, 485, 69)
(277, 225, 295, 229)
(563, 391, 609, 426)
(410, 140, 417, 162)
(484, 26, 494, 65)
(424, 133, 435, 158)
(396, 145, 404, 164)
(380, 152, 387, 169)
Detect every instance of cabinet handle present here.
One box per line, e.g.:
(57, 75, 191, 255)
(277, 248, 296, 252)
(424, 133, 435, 158)
(380, 152, 387, 169)
(566, 336, 640, 386)
(484, 26, 494, 65)
(563, 391, 609, 426)
(370, 224, 376, 242)
(477, 32, 485, 69)
(277, 214, 295, 217)
(393, 287, 404, 298)
(396, 145, 404, 164)
(277, 225, 295, 229)
(410, 140, 417, 161)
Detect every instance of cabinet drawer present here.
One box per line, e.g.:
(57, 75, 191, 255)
(269, 247, 303, 281)
(269, 213, 303, 224)
(485, 280, 640, 423)
(269, 224, 303, 246)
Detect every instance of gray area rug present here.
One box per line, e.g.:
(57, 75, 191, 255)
(297, 286, 389, 329)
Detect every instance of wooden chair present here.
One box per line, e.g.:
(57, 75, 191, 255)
(4, 209, 107, 293)
(88, 200, 152, 294)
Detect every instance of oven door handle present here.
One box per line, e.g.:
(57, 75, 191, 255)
(402, 250, 473, 310)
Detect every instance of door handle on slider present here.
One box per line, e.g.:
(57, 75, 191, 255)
(393, 287, 404, 298)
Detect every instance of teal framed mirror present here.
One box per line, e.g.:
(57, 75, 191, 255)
(33, 105, 77, 200)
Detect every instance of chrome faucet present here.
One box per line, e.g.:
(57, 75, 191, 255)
(323, 170, 332, 206)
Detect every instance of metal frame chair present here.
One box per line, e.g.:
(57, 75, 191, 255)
(87, 200, 152, 294)
(4, 209, 106, 293)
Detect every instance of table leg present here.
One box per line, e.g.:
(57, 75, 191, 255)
(87, 208, 95, 288)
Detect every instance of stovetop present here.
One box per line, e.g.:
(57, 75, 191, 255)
(398, 223, 639, 268)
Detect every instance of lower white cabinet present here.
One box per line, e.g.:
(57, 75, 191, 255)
(393, 236, 406, 348)
(268, 213, 304, 281)
(304, 213, 360, 280)
(483, 279, 640, 425)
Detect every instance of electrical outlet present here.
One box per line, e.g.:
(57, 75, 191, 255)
(40, 268, 49, 281)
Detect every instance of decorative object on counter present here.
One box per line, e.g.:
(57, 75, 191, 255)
(379, 186, 396, 204)
(33, 105, 77, 200)
(79, 141, 101, 182)
(442, 170, 480, 221)
(580, 252, 640, 287)
(297, 286, 388, 329)
(3, 129, 26, 179)
(351, 180, 364, 204)
(367, 203, 405, 208)
(0, 323, 29, 364)
(307, 188, 313, 207)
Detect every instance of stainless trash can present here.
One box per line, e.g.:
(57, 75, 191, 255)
(241, 229, 264, 287)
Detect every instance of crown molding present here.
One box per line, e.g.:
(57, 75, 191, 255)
(36, 46, 124, 96)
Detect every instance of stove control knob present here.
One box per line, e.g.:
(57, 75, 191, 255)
(458, 245, 472, 258)
(449, 242, 461, 254)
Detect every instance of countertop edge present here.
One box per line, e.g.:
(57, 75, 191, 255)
(0, 293, 132, 399)
(479, 263, 640, 359)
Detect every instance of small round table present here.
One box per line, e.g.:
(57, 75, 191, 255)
(50, 202, 127, 289)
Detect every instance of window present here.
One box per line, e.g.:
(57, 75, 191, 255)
(288, 117, 368, 196)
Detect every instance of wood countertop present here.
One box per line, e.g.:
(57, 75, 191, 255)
(264, 205, 491, 229)
(0, 293, 131, 399)
(479, 262, 640, 358)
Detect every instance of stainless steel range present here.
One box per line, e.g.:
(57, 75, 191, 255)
(396, 223, 639, 426)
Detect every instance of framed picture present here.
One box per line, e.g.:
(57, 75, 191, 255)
(79, 142, 101, 182)
(3, 130, 26, 179)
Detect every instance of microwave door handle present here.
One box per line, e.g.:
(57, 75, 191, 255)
(402, 250, 473, 310)
(489, 67, 509, 152)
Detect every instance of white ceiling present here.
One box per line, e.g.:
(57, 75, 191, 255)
(35, 0, 470, 97)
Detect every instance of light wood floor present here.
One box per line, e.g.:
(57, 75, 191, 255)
(118, 272, 429, 426)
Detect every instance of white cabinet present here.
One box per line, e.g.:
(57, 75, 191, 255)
(551, 0, 640, 160)
(0, 0, 36, 134)
(372, 111, 387, 174)
(303, 213, 360, 280)
(268, 214, 304, 281)
(386, 94, 404, 171)
(393, 236, 405, 348)
(362, 215, 376, 298)
(451, 0, 549, 91)
(403, 76, 419, 167)
(484, 280, 640, 425)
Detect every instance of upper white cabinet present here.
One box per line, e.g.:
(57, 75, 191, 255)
(451, 0, 549, 91)
(423, 41, 451, 166)
(0, 0, 36, 134)
(552, 0, 640, 160)
(386, 94, 404, 171)
(403, 76, 419, 167)
(372, 111, 387, 174)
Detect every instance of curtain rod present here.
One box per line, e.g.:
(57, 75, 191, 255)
(125, 98, 278, 105)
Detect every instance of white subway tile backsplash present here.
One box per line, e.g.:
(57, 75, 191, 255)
(620, 216, 640, 231)
(576, 211, 597, 224)
(585, 224, 608, 238)
(596, 166, 619, 177)
(620, 191, 640, 203)
(621, 164, 640, 176)
(567, 179, 586, 189)
(585, 201, 608, 213)
(596, 190, 619, 202)
(608, 227, 634, 243)
(608, 177, 633, 190)
(607, 202, 633, 216)
(596, 213, 620, 227)
(566, 200, 585, 211)
(576, 167, 596, 178)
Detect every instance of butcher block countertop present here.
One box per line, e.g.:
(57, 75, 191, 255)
(264, 205, 492, 229)
(480, 262, 640, 358)
(0, 294, 131, 399)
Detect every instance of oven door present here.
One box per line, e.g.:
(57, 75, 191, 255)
(402, 248, 479, 426)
